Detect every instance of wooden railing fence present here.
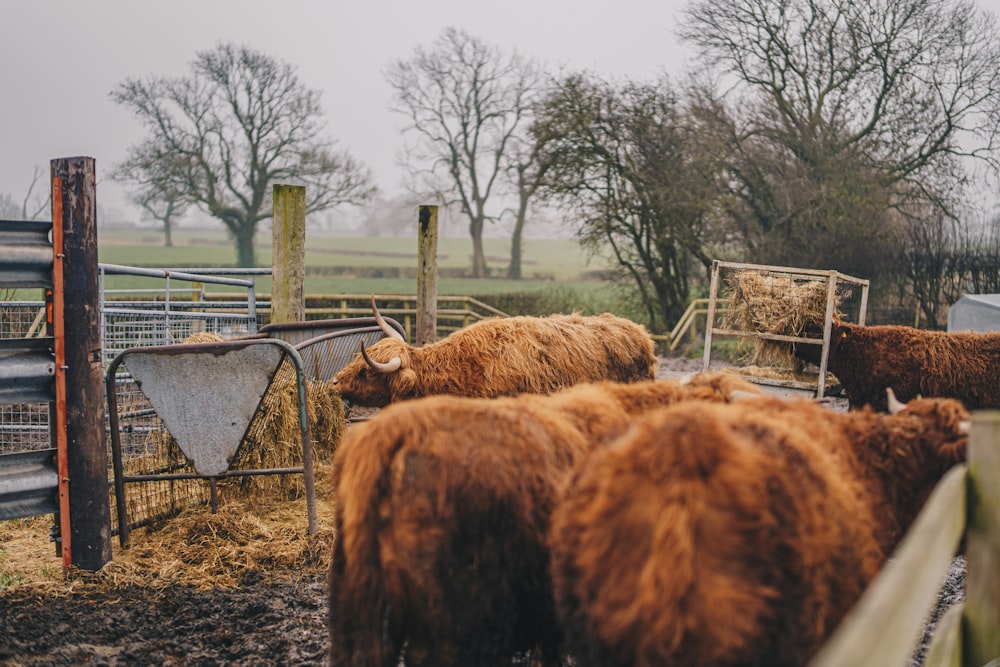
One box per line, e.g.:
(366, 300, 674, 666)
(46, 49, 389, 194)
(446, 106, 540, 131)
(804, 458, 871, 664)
(809, 412, 1000, 667)
(244, 292, 508, 342)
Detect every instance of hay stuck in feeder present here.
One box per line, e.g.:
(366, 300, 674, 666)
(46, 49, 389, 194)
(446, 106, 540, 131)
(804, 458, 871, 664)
(229, 362, 346, 501)
(722, 269, 845, 374)
(181, 331, 226, 344)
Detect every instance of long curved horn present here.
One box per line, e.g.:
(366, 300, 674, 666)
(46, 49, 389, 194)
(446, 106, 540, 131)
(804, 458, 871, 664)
(361, 340, 402, 374)
(371, 294, 405, 341)
(886, 387, 906, 415)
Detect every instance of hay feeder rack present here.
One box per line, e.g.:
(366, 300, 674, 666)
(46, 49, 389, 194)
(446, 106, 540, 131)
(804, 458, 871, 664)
(702, 260, 870, 399)
(107, 338, 317, 545)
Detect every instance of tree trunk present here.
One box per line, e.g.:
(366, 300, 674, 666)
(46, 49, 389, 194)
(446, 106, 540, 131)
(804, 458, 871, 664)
(470, 216, 487, 278)
(507, 196, 529, 280)
(162, 199, 176, 247)
(507, 230, 523, 280)
(234, 222, 257, 267)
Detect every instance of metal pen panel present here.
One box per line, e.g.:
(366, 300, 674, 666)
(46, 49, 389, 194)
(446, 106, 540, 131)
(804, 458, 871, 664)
(0, 449, 59, 520)
(0, 220, 54, 288)
(0, 338, 55, 404)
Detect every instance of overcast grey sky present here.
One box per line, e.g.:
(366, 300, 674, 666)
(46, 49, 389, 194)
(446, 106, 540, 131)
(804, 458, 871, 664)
(0, 0, 692, 223)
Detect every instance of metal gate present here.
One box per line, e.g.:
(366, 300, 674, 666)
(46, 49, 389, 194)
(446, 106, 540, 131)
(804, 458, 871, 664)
(0, 218, 70, 565)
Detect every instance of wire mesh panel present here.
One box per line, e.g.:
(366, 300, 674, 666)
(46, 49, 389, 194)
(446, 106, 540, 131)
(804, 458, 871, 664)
(98, 264, 262, 365)
(0, 301, 46, 338)
(101, 304, 261, 364)
(0, 301, 50, 455)
(0, 404, 50, 454)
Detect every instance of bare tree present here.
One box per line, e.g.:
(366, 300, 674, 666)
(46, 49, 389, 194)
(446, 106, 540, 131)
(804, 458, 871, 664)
(0, 194, 16, 220)
(502, 115, 560, 279)
(894, 212, 963, 328)
(110, 142, 189, 246)
(385, 27, 542, 278)
(680, 0, 1000, 277)
(534, 74, 727, 331)
(888, 207, 1000, 327)
(958, 211, 1000, 294)
(111, 43, 376, 267)
(0, 167, 50, 220)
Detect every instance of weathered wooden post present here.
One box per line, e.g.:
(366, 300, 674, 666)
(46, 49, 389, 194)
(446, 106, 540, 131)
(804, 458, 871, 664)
(271, 185, 306, 324)
(51, 156, 112, 571)
(416, 205, 438, 346)
(964, 411, 1000, 666)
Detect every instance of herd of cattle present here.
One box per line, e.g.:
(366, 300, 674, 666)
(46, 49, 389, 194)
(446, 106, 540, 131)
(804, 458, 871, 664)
(322, 300, 988, 667)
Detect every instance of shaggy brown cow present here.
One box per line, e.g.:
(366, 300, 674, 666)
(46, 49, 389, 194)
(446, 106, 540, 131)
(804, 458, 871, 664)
(327, 374, 761, 667)
(330, 297, 658, 407)
(549, 391, 969, 667)
(794, 319, 1000, 411)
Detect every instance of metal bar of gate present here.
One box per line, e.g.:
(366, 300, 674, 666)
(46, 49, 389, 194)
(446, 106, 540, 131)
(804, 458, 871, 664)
(50, 177, 71, 568)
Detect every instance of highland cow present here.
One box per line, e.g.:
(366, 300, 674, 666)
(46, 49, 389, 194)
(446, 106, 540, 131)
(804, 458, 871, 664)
(330, 296, 658, 407)
(794, 319, 1000, 411)
(327, 374, 761, 667)
(549, 390, 969, 667)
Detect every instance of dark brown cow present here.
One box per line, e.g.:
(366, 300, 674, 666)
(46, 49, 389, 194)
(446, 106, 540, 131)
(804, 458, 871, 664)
(327, 374, 761, 667)
(549, 391, 969, 667)
(795, 318, 1000, 411)
(330, 297, 658, 407)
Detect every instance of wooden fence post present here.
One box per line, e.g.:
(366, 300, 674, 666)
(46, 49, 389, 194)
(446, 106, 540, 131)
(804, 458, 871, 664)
(965, 411, 1000, 666)
(271, 185, 306, 324)
(416, 205, 438, 346)
(51, 156, 112, 571)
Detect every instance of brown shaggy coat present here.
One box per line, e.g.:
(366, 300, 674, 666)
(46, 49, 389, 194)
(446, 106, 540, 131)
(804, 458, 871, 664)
(327, 374, 760, 667)
(549, 395, 968, 667)
(331, 312, 657, 407)
(795, 320, 1000, 411)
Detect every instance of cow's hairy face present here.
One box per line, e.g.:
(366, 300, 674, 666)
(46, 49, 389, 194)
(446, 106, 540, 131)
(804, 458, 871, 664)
(896, 396, 970, 464)
(332, 339, 416, 407)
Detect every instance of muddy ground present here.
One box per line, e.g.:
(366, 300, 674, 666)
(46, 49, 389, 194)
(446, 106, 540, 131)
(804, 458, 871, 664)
(0, 358, 964, 666)
(0, 573, 328, 665)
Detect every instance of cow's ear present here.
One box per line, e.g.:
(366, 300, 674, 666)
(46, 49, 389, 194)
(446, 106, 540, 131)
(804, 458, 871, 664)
(392, 368, 418, 399)
(828, 323, 849, 352)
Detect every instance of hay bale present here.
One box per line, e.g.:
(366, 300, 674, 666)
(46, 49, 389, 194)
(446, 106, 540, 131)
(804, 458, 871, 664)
(181, 331, 225, 344)
(722, 269, 843, 371)
(229, 362, 346, 500)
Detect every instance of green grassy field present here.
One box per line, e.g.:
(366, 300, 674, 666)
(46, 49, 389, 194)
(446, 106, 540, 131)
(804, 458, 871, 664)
(96, 226, 631, 316)
(98, 228, 608, 277)
(98, 228, 610, 289)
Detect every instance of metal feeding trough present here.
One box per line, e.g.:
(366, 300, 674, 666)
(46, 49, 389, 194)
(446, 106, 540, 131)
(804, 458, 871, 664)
(106, 338, 317, 545)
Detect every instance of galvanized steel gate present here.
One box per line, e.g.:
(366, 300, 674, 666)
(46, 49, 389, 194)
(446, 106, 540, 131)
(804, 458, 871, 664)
(0, 218, 71, 566)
